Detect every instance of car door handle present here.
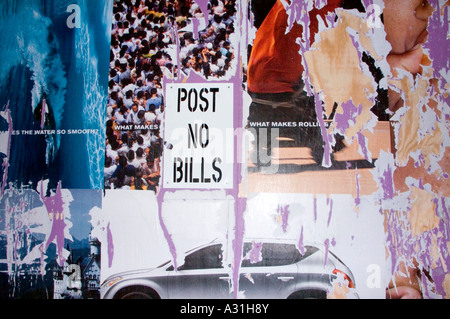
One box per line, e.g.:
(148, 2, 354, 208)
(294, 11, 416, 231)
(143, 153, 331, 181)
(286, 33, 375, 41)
(277, 276, 294, 282)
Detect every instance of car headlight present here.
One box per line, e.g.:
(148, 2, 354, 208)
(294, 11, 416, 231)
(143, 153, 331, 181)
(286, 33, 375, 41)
(101, 276, 123, 288)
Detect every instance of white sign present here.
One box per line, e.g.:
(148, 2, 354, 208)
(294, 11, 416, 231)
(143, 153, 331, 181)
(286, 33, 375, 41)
(163, 83, 234, 189)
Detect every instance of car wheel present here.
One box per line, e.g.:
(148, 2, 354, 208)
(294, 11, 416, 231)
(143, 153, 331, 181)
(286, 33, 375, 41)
(288, 290, 327, 299)
(114, 286, 160, 299)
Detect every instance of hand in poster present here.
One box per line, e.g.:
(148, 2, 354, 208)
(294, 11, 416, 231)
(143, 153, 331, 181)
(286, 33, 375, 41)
(386, 262, 423, 299)
(387, 44, 426, 112)
(384, 0, 434, 112)
(386, 286, 423, 299)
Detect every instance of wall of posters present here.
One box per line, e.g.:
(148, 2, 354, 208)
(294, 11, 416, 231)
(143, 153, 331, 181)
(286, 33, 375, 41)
(0, 0, 449, 301)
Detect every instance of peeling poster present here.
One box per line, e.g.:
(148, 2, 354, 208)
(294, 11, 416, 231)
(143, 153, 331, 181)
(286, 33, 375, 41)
(0, 0, 449, 301)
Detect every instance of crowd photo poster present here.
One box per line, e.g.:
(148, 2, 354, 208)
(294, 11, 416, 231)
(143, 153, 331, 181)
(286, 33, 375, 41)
(0, 0, 449, 302)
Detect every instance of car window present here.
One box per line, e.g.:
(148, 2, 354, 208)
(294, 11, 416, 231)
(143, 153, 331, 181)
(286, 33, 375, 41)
(176, 244, 224, 271)
(241, 243, 318, 267)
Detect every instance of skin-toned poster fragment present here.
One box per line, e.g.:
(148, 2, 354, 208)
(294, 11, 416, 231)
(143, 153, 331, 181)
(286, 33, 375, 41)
(382, 0, 450, 299)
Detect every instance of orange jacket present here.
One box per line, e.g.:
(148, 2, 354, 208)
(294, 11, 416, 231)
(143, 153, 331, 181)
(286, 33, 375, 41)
(247, 0, 341, 94)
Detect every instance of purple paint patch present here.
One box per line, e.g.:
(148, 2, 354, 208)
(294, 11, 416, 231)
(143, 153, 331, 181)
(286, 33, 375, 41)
(314, 0, 327, 10)
(156, 190, 178, 270)
(327, 197, 333, 227)
(230, 197, 246, 298)
(323, 238, 330, 266)
(380, 163, 395, 200)
(223, 6, 248, 297)
(277, 204, 290, 232)
(41, 181, 66, 266)
(334, 99, 362, 134)
(248, 242, 263, 263)
(348, 30, 363, 62)
(298, 226, 305, 255)
(107, 222, 114, 268)
(194, 0, 209, 28)
(192, 18, 200, 40)
(357, 131, 371, 162)
(424, 2, 450, 80)
(40, 99, 46, 129)
(355, 168, 361, 207)
(362, 0, 373, 9)
(313, 196, 318, 222)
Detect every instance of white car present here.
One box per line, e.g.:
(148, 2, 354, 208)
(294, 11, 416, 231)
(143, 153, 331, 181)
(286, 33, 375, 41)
(101, 239, 357, 299)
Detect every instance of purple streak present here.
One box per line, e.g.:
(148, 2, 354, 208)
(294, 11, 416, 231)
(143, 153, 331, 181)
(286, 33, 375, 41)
(357, 131, 370, 162)
(277, 204, 290, 233)
(107, 222, 114, 268)
(314, 195, 318, 222)
(1, 102, 12, 197)
(298, 226, 305, 255)
(40, 99, 46, 129)
(355, 167, 361, 207)
(41, 181, 66, 266)
(248, 242, 263, 263)
(327, 197, 333, 227)
(323, 237, 330, 266)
